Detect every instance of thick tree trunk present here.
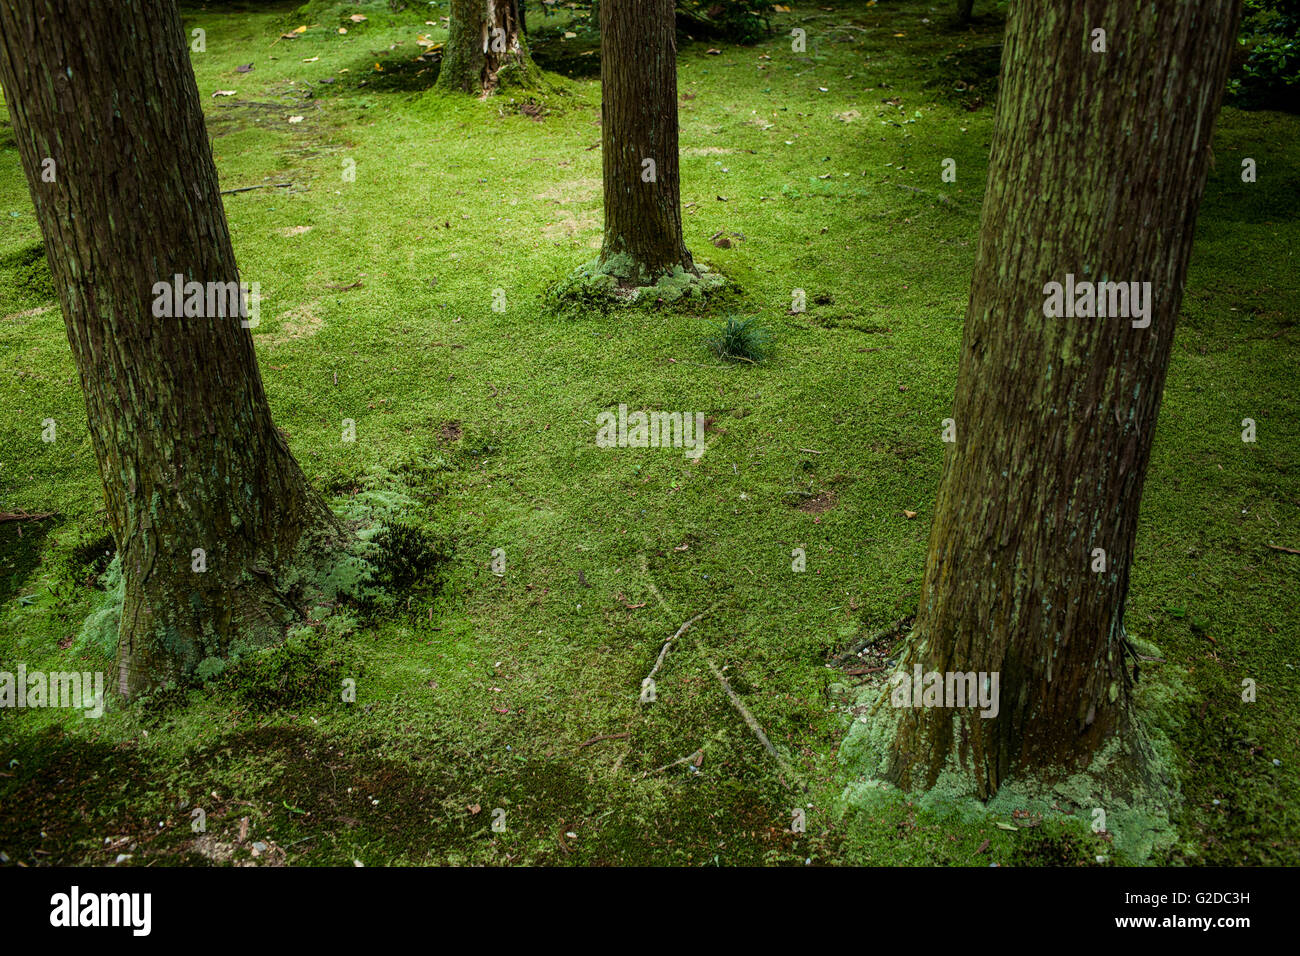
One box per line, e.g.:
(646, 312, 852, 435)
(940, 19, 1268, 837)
(0, 0, 339, 697)
(884, 0, 1242, 797)
(437, 0, 538, 94)
(596, 0, 695, 284)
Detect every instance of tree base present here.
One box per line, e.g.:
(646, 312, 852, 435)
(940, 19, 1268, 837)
(549, 256, 730, 313)
(836, 634, 1184, 862)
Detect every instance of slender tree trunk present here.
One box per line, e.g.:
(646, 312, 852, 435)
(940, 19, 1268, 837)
(437, 0, 538, 94)
(596, 0, 695, 284)
(0, 0, 340, 697)
(884, 0, 1242, 797)
(956, 0, 975, 22)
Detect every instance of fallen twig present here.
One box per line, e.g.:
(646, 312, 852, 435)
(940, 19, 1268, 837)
(643, 604, 718, 691)
(641, 749, 703, 779)
(1266, 543, 1300, 555)
(577, 732, 630, 750)
(221, 182, 293, 195)
(705, 657, 796, 787)
(832, 618, 910, 664)
(0, 510, 57, 523)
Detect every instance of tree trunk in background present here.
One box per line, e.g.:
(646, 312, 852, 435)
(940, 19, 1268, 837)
(956, 0, 975, 22)
(437, 0, 538, 94)
(596, 0, 695, 284)
(884, 0, 1242, 798)
(0, 0, 339, 697)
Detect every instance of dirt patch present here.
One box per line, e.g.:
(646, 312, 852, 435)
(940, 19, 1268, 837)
(536, 178, 600, 205)
(281, 225, 313, 237)
(797, 491, 838, 514)
(257, 301, 324, 346)
(1, 305, 56, 322)
(439, 421, 462, 442)
(542, 210, 600, 242)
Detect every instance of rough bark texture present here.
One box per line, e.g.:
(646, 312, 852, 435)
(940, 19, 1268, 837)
(596, 0, 695, 282)
(437, 0, 538, 95)
(885, 0, 1242, 797)
(0, 0, 338, 697)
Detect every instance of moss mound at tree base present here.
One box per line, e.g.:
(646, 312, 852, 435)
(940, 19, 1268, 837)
(549, 256, 731, 314)
(837, 636, 1186, 863)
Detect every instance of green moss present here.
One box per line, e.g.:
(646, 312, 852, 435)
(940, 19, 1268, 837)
(76, 556, 124, 657)
(0, 0, 1295, 866)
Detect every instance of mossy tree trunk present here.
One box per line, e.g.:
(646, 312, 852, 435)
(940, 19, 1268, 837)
(596, 0, 696, 284)
(0, 0, 340, 697)
(884, 0, 1241, 797)
(437, 0, 539, 95)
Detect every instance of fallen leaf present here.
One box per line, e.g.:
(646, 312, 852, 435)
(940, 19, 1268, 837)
(212, 89, 237, 97)
(293, 25, 307, 33)
(303, 56, 319, 62)
(235, 63, 253, 73)
(349, 13, 367, 21)
(903, 509, 918, 519)
(338, 27, 348, 34)
(707, 48, 722, 54)
(563, 30, 576, 38)
(468, 804, 481, 815)
(288, 115, 304, 123)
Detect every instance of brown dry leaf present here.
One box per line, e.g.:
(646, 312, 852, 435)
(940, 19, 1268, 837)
(903, 509, 918, 519)
(349, 13, 367, 21)
(468, 804, 481, 815)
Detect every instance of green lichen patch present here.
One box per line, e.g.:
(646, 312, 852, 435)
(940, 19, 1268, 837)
(837, 638, 1188, 863)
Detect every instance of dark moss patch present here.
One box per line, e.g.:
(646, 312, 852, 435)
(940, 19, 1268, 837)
(0, 242, 56, 314)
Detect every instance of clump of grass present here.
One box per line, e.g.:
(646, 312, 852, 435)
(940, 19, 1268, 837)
(705, 316, 772, 364)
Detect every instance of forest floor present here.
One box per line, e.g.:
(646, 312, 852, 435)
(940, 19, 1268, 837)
(1, 0, 1297, 867)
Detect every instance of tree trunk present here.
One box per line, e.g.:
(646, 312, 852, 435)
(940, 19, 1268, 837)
(0, 0, 340, 697)
(437, 0, 538, 94)
(956, 0, 975, 22)
(596, 0, 695, 285)
(884, 0, 1242, 798)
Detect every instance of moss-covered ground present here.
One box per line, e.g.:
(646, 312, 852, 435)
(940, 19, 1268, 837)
(1, 0, 1296, 866)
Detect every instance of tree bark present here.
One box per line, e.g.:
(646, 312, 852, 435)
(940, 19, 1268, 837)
(437, 0, 538, 95)
(884, 0, 1242, 797)
(956, 0, 975, 22)
(0, 0, 340, 697)
(596, 0, 695, 284)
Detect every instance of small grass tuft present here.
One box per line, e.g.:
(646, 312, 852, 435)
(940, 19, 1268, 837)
(705, 316, 772, 364)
